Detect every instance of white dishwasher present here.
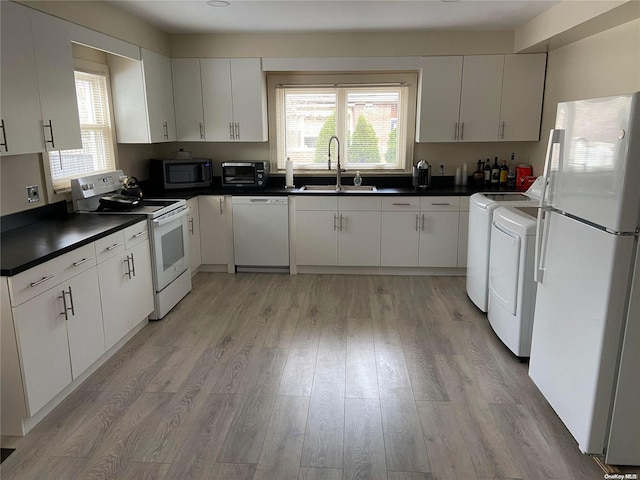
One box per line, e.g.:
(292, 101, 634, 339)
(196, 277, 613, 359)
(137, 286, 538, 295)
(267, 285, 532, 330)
(232, 196, 290, 272)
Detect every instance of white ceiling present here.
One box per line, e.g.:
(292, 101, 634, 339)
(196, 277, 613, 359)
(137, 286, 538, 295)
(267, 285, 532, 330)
(106, 0, 561, 34)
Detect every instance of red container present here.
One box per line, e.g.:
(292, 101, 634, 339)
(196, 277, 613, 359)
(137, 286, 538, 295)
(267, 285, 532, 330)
(516, 164, 533, 191)
(521, 176, 537, 191)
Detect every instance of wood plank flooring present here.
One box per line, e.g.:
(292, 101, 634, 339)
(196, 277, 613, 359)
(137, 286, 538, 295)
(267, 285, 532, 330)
(0, 273, 614, 480)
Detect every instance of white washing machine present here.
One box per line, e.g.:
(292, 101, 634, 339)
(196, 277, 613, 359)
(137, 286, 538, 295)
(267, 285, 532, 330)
(487, 206, 538, 358)
(466, 177, 544, 312)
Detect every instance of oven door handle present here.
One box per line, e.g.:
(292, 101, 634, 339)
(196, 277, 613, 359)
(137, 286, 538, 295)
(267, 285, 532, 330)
(153, 206, 191, 226)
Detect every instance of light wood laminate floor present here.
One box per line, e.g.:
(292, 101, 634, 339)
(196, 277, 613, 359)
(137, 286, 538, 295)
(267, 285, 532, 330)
(1, 273, 613, 480)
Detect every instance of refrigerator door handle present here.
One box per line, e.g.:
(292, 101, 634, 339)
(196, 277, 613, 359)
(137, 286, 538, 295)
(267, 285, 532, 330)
(539, 128, 564, 209)
(534, 207, 549, 283)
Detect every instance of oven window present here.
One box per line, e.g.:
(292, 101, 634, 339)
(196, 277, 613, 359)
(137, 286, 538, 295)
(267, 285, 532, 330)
(160, 225, 185, 270)
(224, 166, 255, 184)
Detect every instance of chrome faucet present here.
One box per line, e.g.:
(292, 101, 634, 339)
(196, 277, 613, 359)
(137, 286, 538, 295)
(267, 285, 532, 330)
(327, 135, 346, 192)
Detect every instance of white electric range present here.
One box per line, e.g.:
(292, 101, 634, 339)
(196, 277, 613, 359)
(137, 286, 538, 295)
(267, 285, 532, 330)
(71, 170, 191, 320)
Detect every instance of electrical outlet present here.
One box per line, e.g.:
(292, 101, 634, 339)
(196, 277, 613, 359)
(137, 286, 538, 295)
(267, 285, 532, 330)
(439, 163, 445, 175)
(26, 185, 40, 203)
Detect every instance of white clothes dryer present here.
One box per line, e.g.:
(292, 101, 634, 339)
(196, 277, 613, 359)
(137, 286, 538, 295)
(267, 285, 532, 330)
(466, 177, 544, 312)
(487, 206, 538, 358)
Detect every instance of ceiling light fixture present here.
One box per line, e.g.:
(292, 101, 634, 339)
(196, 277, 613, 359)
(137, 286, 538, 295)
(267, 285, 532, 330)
(206, 0, 230, 7)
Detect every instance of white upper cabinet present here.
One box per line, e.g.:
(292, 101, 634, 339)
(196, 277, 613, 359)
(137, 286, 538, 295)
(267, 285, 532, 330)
(416, 56, 463, 143)
(172, 58, 205, 142)
(498, 54, 547, 142)
(0, 2, 43, 156)
(417, 54, 546, 143)
(201, 58, 268, 142)
(0, 3, 81, 155)
(141, 49, 176, 143)
(109, 49, 176, 143)
(458, 55, 505, 142)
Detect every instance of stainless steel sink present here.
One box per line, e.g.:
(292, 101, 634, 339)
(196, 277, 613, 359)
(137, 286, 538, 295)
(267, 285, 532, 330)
(299, 185, 377, 192)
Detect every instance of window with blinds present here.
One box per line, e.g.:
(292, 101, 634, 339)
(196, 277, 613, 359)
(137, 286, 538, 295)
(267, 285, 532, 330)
(48, 70, 116, 192)
(271, 73, 416, 172)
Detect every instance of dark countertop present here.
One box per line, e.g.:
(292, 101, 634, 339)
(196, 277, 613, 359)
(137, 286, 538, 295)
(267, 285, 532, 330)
(1, 202, 147, 276)
(142, 175, 517, 199)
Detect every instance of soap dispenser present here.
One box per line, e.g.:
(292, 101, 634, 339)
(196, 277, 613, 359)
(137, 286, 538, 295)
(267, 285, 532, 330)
(354, 171, 362, 187)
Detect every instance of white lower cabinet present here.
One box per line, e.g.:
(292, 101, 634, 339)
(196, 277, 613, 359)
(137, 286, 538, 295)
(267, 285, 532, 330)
(295, 210, 338, 265)
(418, 211, 460, 267)
(199, 196, 230, 266)
(187, 197, 202, 273)
(96, 222, 153, 350)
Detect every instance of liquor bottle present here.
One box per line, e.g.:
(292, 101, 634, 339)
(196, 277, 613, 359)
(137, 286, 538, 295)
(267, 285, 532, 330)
(499, 160, 508, 185)
(484, 159, 492, 185)
(473, 160, 484, 186)
(491, 157, 500, 185)
(507, 152, 516, 187)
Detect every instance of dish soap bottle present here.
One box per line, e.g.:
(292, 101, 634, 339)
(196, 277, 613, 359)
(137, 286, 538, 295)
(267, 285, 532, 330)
(354, 171, 362, 187)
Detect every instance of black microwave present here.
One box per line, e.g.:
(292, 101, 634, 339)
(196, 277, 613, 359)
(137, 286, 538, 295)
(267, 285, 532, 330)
(221, 161, 269, 188)
(150, 158, 213, 189)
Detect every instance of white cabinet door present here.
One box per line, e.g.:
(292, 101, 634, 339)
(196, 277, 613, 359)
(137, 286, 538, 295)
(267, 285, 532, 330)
(202, 58, 234, 142)
(12, 286, 72, 416)
(338, 211, 381, 267)
(201, 58, 267, 142)
(418, 211, 460, 267)
(458, 55, 504, 142)
(98, 251, 132, 350)
(416, 56, 463, 142)
(457, 211, 469, 268)
(30, 9, 82, 151)
(199, 196, 230, 265)
(141, 48, 176, 143)
(187, 197, 202, 273)
(128, 240, 154, 326)
(296, 210, 338, 266)
(65, 267, 105, 380)
(230, 58, 268, 142)
(381, 212, 420, 266)
(0, 2, 44, 156)
(499, 54, 547, 142)
(171, 58, 205, 142)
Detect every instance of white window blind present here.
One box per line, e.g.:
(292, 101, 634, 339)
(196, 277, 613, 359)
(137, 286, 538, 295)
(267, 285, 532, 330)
(49, 70, 116, 192)
(274, 79, 411, 171)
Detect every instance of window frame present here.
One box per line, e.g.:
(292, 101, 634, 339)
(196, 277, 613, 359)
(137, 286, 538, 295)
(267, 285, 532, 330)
(43, 59, 118, 200)
(267, 72, 417, 174)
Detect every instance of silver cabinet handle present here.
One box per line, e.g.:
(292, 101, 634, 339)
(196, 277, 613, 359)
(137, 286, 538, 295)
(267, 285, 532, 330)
(106, 243, 123, 251)
(235, 122, 240, 140)
(59, 286, 74, 320)
(219, 197, 224, 215)
(430, 203, 451, 206)
(130, 253, 136, 277)
(459, 122, 464, 141)
(421, 214, 425, 231)
(43, 119, 55, 148)
(199, 122, 204, 140)
(333, 213, 337, 231)
(30, 275, 54, 287)
(229, 123, 234, 140)
(454, 122, 458, 141)
(163, 121, 169, 139)
(500, 121, 506, 139)
(392, 203, 411, 206)
(415, 214, 419, 231)
(0, 119, 8, 152)
(189, 217, 194, 235)
(339, 214, 344, 231)
(73, 256, 93, 266)
(133, 231, 146, 238)
(124, 255, 132, 279)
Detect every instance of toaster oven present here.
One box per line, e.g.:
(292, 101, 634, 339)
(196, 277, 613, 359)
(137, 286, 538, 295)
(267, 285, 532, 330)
(221, 161, 269, 188)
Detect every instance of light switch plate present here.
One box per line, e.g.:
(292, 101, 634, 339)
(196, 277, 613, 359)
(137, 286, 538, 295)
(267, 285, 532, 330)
(26, 185, 40, 203)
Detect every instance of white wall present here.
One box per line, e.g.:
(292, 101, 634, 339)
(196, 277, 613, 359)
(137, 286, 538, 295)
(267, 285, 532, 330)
(0, 154, 46, 215)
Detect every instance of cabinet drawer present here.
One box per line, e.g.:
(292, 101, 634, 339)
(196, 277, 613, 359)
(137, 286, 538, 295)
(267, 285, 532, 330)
(295, 196, 338, 211)
(382, 197, 420, 211)
(8, 257, 60, 307)
(420, 196, 460, 212)
(95, 230, 126, 263)
(124, 221, 149, 249)
(59, 243, 97, 282)
(338, 196, 381, 211)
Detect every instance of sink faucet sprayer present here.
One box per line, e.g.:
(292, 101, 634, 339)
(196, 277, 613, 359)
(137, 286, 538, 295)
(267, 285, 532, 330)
(327, 135, 346, 192)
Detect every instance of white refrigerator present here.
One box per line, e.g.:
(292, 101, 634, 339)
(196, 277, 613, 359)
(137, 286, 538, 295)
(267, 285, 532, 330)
(529, 92, 640, 465)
